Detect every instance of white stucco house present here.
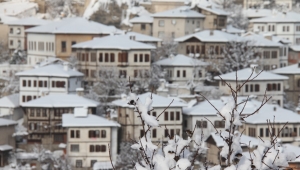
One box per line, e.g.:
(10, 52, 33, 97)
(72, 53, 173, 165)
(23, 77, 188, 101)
(62, 107, 120, 169)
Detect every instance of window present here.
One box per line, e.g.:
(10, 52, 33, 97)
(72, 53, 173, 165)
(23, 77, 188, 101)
(153, 112, 157, 117)
(100, 145, 106, 152)
(91, 53, 96, 62)
(134, 54, 138, 62)
(110, 53, 115, 62)
(250, 84, 253, 92)
(119, 70, 127, 78)
(158, 31, 164, 38)
(44, 81, 47, 87)
(183, 70, 186, 77)
(22, 96, 25, 102)
(61, 41, 66, 52)
(139, 54, 143, 62)
(272, 25, 275, 31)
(70, 130, 75, 138)
(71, 144, 79, 152)
(42, 110, 47, 117)
(263, 51, 270, 58)
(201, 45, 205, 54)
(105, 53, 109, 62)
(145, 54, 150, 62)
(170, 129, 174, 137)
(283, 26, 285, 32)
(23, 80, 26, 87)
(214, 121, 225, 128)
(255, 84, 259, 92)
(141, 24, 146, 30)
(271, 51, 277, 58)
(54, 134, 64, 143)
(215, 46, 219, 55)
(249, 128, 256, 137)
(196, 120, 207, 128)
(39, 81, 43, 87)
(218, 18, 225, 27)
(10, 40, 13, 46)
(89, 130, 100, 138)
(152, 129, 157, 138)
(76, 130, 80, 138)
(266, 128, 269, 137)
(287, 26, 290, 32)
(177, 70, 180, 77)
(134, 70, 138, 78)
(176, 112, 180, 120)
(140, 130, 144, 137)
(165, 129, 168, 137)
(170, 112, 174, 120)
(90, 145, 95, 152)
(278, 83, 281, 91)
(260, 128, 264, 137)
(27, 96, 32, 102)
(10, 28, 13, 34)
(71, 41, 76, 52)
(268, 25, 271, 31)
(76, 160, 82, 168)
(186, 45, 190, 54)
(159, 20, 165, 27)
(297, 26, 300, 31)
(36, 109, 40, 117)
(99, 53, 103, 62)
(164, 112, 168, 121)
(101, 130, 106, 138)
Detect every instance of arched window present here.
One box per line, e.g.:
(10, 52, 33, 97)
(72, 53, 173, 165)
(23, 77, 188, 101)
(101, 130, 106, 138)
(100, 145, 106, 152)
(90, 145, 94, 152)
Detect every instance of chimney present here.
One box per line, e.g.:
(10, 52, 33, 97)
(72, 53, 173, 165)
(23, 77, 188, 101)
(210, 30, 214, 36)
(63, 62, 69, 71)
(76, 88, 84, 96)
(273, 106, 277, 111)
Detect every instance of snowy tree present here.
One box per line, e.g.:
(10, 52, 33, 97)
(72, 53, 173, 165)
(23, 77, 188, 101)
(227, 4, 249, 30)
(132, 64, 163, 94)
(0, 41, 9, 63)
(152, 39, 178, 61)
(10, 49, 27, 64)
(115, 142, 143, 170)
(212, 40, 259, 74)
(45, 0, 79, 19)
(1, 74, 19, 97)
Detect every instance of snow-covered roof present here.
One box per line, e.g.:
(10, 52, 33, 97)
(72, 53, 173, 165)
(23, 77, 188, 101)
(245, 101, 300, 124)
(175, 30, 242, 43)
(72, 35, 156, 50)
(0, 1, 38, 17)
(155, 54, 208, 67)
(244, 9, 272, 19)
(225, 25, 245, 34)
(123, 32, 162, 42)
(26, 17, 121, 34)
(21, 94, 99, 108)
(270, 36, 290, 44)
(0, 145, 13, 151)
(272, 64, 300, 75)
(207, 132, 259, 147)
(16, 64, 84, 78)
(93, 162, 114, 170)
(0, 93, 19, 108)
(214, 68, 288, 81)
(250, 12, 300, 23)
(130, 15, 153, 23)
(112, 92, 187, 108)
(62, 114, 120, 127)
(6, 17, 51, 26)
(290, 45, 300, 52)
(195, 0, 229, 16)
(0, 14, 18, 24)
(0, 118, 17, 127)
(152, 6, 205, 18)
(242, 33, 283, 47)
(183, 99, 224, 116)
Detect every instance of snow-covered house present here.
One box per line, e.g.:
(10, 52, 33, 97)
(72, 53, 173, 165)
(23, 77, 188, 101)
(192, 0, 229, 30)
(272, 64, 300, 106)
(112, 92, 186, 142)
(224, 25, 245, 36)
(151, 6, 205, 39)
(62, 108, 120, 169)
(205, 132, 259, 165)
(129, 15, 153, 36)
(25, 17, 122, 65)
(0, 93, 23, 121)
(250, 12, 300, 45)
(6, 17, 51, 53)
(16, 62, 84, 105)
(175, 30, 242, 70)
(20, 93, 100, 151)
(242, 32, 286, 70)
(215, 67, 288, 107)
(155, 54, 208, 95)
(72, 35, 155, 84)
(0, 118, 17, 167)
(0, 14, 18, 47)
(243, 100, 300, 146)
